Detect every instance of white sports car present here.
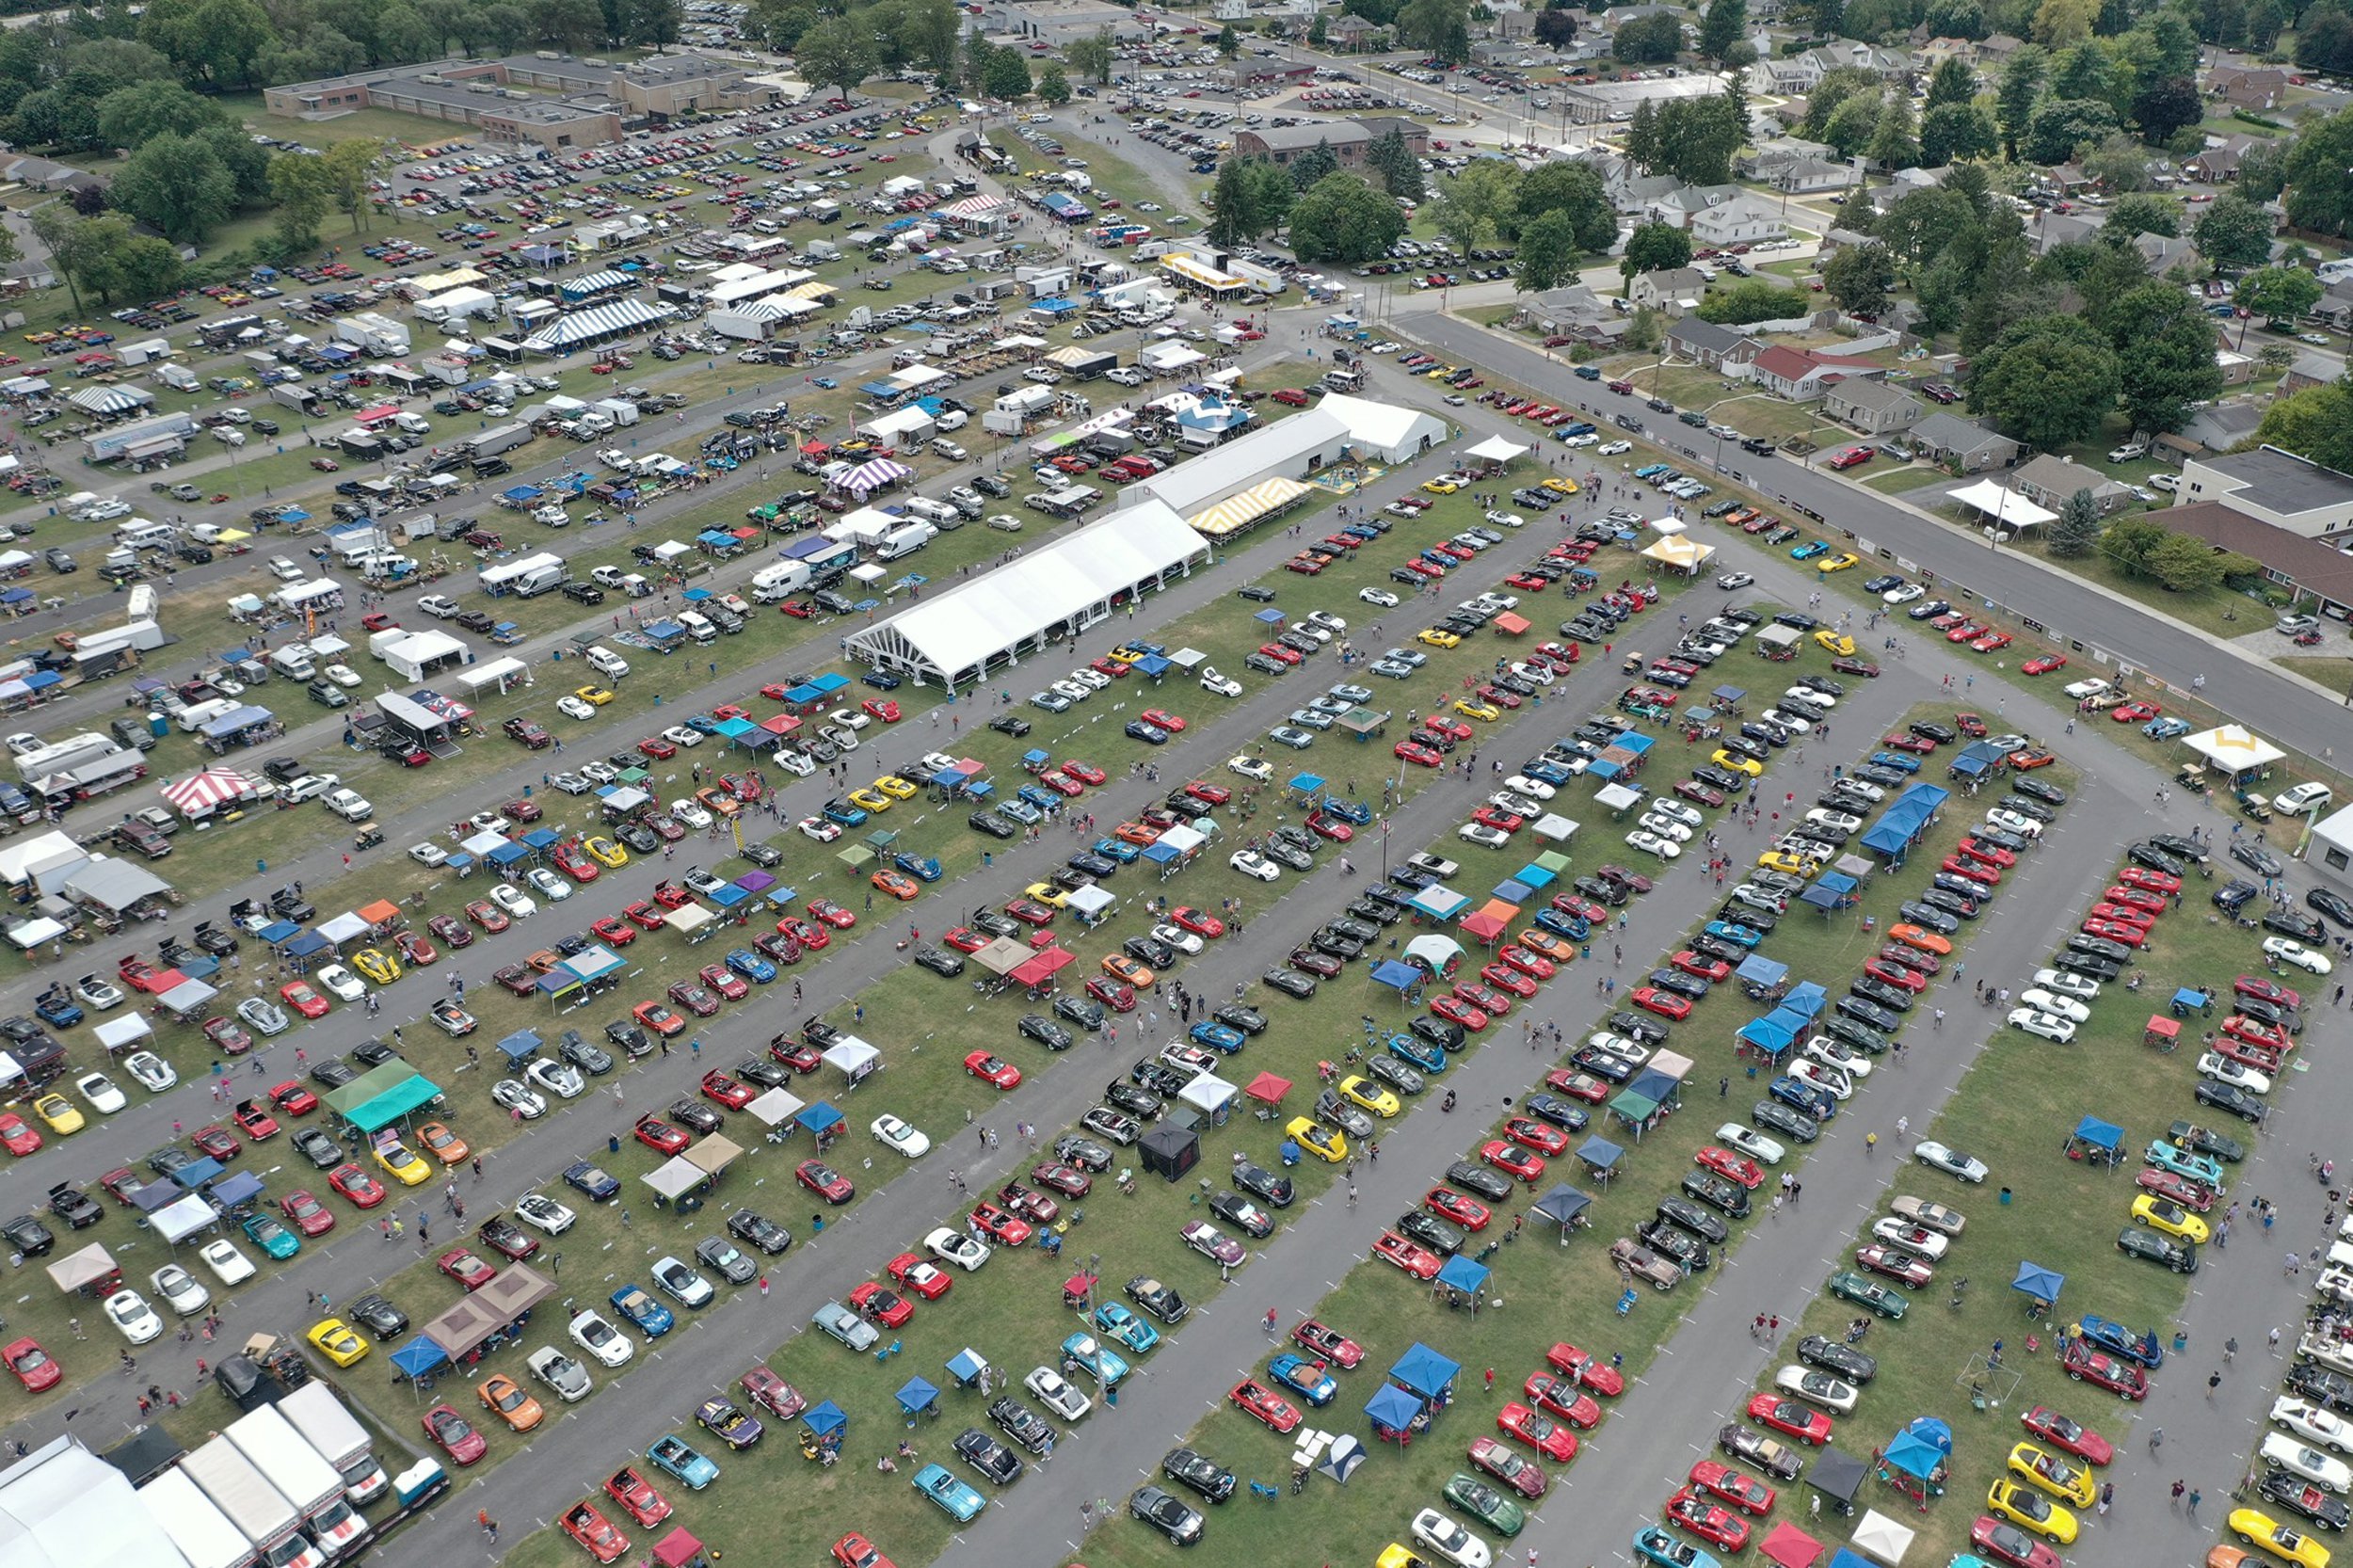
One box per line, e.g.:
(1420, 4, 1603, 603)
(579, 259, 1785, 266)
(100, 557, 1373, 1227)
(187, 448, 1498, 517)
(872, 1113, 931, 1159)
(2007, 1008, 2077, 1044)
(1715, 1123, 1785, 1165)
(2263, 937, 2332, 974)
(1625, 830, 1682, 859)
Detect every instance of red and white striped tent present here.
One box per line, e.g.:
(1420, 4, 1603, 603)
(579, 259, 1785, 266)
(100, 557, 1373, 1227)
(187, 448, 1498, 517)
(160, 768, 256, 814)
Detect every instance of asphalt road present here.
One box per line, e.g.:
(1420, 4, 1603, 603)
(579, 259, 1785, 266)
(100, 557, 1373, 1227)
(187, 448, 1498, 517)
(1397, 309, 2348, 772)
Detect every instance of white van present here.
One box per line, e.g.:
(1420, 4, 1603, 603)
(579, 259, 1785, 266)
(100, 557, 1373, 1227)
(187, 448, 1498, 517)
(676, 611, 718, 645)
(115, 521, 177, 552)
(585, 647, 631, 680)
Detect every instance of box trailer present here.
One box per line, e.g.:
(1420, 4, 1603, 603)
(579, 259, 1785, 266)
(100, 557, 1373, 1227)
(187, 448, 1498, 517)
(180, 1437, 326, 1568)
(273, 384, 322, 416)
(750, 560, 810, 600)
(140, 1466, 263, 1568)
(467, 423, 532, 460)
(226, 1404, 367, 1558)
(333, 312, 409, 357)
(592, 398, 640, 426)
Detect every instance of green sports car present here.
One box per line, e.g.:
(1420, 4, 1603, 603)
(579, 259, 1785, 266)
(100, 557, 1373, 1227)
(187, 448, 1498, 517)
(1827, 1270, 1909, 1320)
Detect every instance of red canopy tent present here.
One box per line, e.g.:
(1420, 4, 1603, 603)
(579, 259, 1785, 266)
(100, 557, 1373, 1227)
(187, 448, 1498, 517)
(1244, 1071, 1292, 1107)
(1758, 1522, 1823, 1568)
(1457, 911, 1508, 943)
(652, 1528, 709, 1568)
(1009, 947, 1074, 987)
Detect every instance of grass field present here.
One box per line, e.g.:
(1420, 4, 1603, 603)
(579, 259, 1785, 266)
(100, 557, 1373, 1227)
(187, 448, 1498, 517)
(1862, 466, 1955, 496)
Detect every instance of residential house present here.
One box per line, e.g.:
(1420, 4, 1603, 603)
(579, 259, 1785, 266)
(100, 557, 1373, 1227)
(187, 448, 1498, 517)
(1641, 183, 1749, 230)
(1230, 117, 1429, 168)
(2216, 347, 2254, 386)
(2310, 280, 2353, 332)
(1909, 411, 2023, 472)
(2133, 233, 2203, 276)
(1748, 54, 1823, 94)
(1914, 37, 1977, 69)
(2162, 501, 2353, 616)
(1816, 226, 1875, 260)
(2183, 147, 2241, 184)
(1766, 156, 1854, 194)
(2160, 402, 2265, 456)
(1974, 33, 2026, 61)
(1520, 283, 1619, 340)
(1629, 267, 1709, 313)
(1738, 136, 1833, 178)
(1666, 317, 1760, 371)
(1612, 172, 1687, 216)
(2177, 444, 2353, 537)
(1798, 41, 1914, 79)
(2026, 213, 2101, 254)
(2009, 454, 2134, 514)
(2282, 350, 2338, 394)
(1690, 197, 1790, 248)
(1751, 344, 1885, 400)
(2209, 65, 2289, 111)
(1324, 13, 1380, 46)
(1825, 378, 1924, 435)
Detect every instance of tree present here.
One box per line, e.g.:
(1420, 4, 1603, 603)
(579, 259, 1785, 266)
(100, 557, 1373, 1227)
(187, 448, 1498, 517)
(1035, 64, 1070, 104)
(1308, 12, 1327, 44)
(1698, 0, 1746, 61)
(1959, 236, 2040, 360)
(2192, 191, 2274, 270)
(1064, 28, 1112, 85)
(2106, 191, 2179, 237)
(1868, 92, 1918, 168)
(1364, 128, 1425, 202)
(2146, 531, 2227, 592)
(320, 136, 381, 232)
(1822, 91, 1883, 157)
(1532, 7, 1580, 46)
(1513, 160, 1614, 250)
(1927, 0, 1989, 34)
(2083, 134, 2153, 192)
(2097, 280, 2222, 433)
(1995, 46, 2046, 158)
(2102, 513, 2169, 574)
(2283, 106, 2353, 238)
(115, 233, 182, 299)
(1285, 138, 1338, 192)
(94, 81, 222, 148)
(1624, 303, 1666, 352)
(1619, 219, 1691, 292)
(1287, 172, 1405, 264)
(2252, 382, 2353, 472)
(1215, 23, 1239, 56)
(1694, 277, 1813, 322)
(1624, 99, 1660, 169)
(2025, 97, 2117, 164)
(1514, 209, 1582, 294)
(1967, 314, 2121, 448)
(2033, 0, 2097, 44)
(1396, 0, 1471, 60)
(2297, 3, 2353, 74)
(624, 0, 680, 47)
(200, 123, 268, 206)
(109, 131, 234, 241)
(479, 3, 532, 52)
(1611, 10, 1684, 62)
(2048, 487, 2103, 556)
(269, 152, 334, 254)
(1431, 159, 1517, 252)
(1927, 56, 1977, 109)
(2257, 342, 2297, 373)
(1208, 157, 1290, 247)
(31, 208, 112, 312)
(802, 14, 882, 97)
(750, 0, 814, 48)
(1822, 240, 1897, 312)
(2132, 74, 2201, 143)
(2234, 264, 2323, 323)
(1920, 103, 1997, 164)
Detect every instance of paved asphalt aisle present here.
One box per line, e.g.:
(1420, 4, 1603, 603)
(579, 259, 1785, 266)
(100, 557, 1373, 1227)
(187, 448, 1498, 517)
(1394, 308, 2351, 772)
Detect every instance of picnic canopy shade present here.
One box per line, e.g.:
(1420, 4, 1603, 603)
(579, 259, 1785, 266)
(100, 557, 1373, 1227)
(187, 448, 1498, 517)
(1809, 1447, 1869, 1508)
(1364, 1382, 1423, 1431)
(1851, 1510, 1915, 1565)
(1407, 886, 1469, 920)
(1287, 773, 1324, 792)
(796, 1103, 844, 1134)
(1577, 1135, 1624, 1170)
(684, 1134, 744, 1176)
(1882, 1431, 1945, 1480)
(1389, 1343, 1460, 1400)
(746, 1088, 806, 1127)
(946, 1349, 987, 1386)
(1457, 910, 1507, 942)
(1492, 611, 1530, 635)
(805, 1400, 847, 1437)
(1511, 863, 1556, 890)
(2013, 1260, 2066, 1303)
(1950, 479, 2057, 530)
(1009, 948, 1073, 987)
(1760, 1523, 1825, 1568)
(391, 1337, 450, 1379)
(1243, 1071, 1292, 1105)
(2183, 724, 2285, 776)
(2146, 1016, 2180, 1043)
(1530, 1185, 1591, 1231)
(971, 936, 1032, 975)
(652, 1528, 705, 1568)
(1436, 1255, 1489, 1295)
(1369, 959, 1423, 992)
(44, 1242, 117, 1293)
(895, 1377, 939, 1415)
(644, 1157, 705, 1201)
(1736, 954, 1788, 986)
(1402, 934, 1464, 978)
(2072, 1115, 2122, 1151)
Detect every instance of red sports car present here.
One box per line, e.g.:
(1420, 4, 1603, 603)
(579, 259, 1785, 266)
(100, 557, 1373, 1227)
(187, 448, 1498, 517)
(2088, 903, 2156, 929)
(1257, 643, 1303, 665)
(1631, 986, 1692, 1020)
(1472, 806, 1525, 833)
(1690, 1458, 1777, 1514)
(968, 1202, 1032, 1246)
(424, 1403, 488, 1465)
(438, 1247, 497, 1290)
(1523, 1373, 1601, 1429)
(1863, 959, 1930, 993)
(1294, 1319, 1365, 1368)
(798, 1160, 854, 1204)
(634, 1002, 687, 1037)
(1425, 1188, 1493, 1230)
(770, 1038, 823, 1074)
(2135, 1166, 2216, 1211)
(605, 1466, 671, 1528)
(1480, 964, 1539, 999)
(862, 699, 900, 724)
(328, 1163, 387, 1208)
(280, 982, 330, 1019)
(1855, 1244, 1934, 1288)
(269, 1080, 320, 1116)
(1168, 905, 1225, 938)
(2081, 919, 2146, 948)
(552, 842, 600, 882)
(1695, 1147, 1766, 1189)
(2022, 655, 2068, 676)
(1481, 1141, 1545, 1182)
(1498, 945, 1557, 980)
(965, 1051, 1021, 1090)
(1372, 1230, 1444, 1278)
(1960, 838, 2017, 869)
(2112, 701, 2161, 723)
(1672, 951, 1733, 984)
(2119, 867, 2182, 894)
(1395, 742, 1443, 767)
(1035, 770, 1082, 797)
(1231, 1378, 1304, 1432)
(280, 1191, 336, 1237)
(562, 1501, 630, 1564)
(1747, 1394, 1833, 1445)
(465, 901, 510, 934)
(1084, 976, 1137, 1011)
(2104, 887, 2167, 915)
(1306, 814, 1353, 842)
(943, 926, 989, 953)
(231, 1101, 281, 1140)
(623, 902, 667, 931)
(1503, 1118, 1570, 1157)
(638, 736, 679, 760)
(191, 1125, 239, 1160)
(1666, 1488, 1752, 1551)
(701, 1072, 757, 1109)
(2057, 1341, 2147, 1399)
(1139, 709, 1186, 733)
(1468, 1436, 1550, 1499)
(1545, 1069, 1613, 1103)
(665, 982, 722, 1016)
(634, 1117, 690, 1155)
(591, 916, 637, 947)
(1970, 1518, 2064, 1568)
(1430, 996, 1490, 1031)
(1497, 1402, 1578, 1463)
(1546, 1342, 1625, 1397)
(806, 900, 856, 930)
(1062, 762, 1107, 785)
(203, 1016, 255, 1055)
(887, 1253, 953, 1300)
(1030, 1161, 1091, 1196)
(4, 1336, 60, 1393)
(1971, 632, 2013, 654)
(696, 964, 750, 1002)
(848, 1281, 915, 1328)
(2019, 1404, 2115, 1465)
(1003, 898, 1056, 926)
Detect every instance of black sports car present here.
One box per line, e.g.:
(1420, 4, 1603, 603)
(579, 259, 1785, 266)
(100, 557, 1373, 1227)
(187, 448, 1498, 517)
(1524, 1093, 1588, 1130)
(987, 1397, 1054, 1454)
(1446, 1161, 1515, 1203)
(1682, 1171, 1752, 1218)
(1126, 1275, 1189, 1323)
(2265, 909, 2327, 942)
(914, 948, 966, 978)
(953, 1427, 1027, 1486)
(1796, 1335, 1877, 1383)
(1657, 1197, 1729, 1245)
(1638, 1217, 1710, 1271)
(1753, 1101, 1820, 1144)
(1215, 1004, 1268, 1035)
(1396, 1209, 1465, 1255)
(2195, 1080, 2265, 1122)
(1262, 968, 1318, 1000)
(1412, 1015, 1466, 1051)
(293, 1128, 344, 1169)
(728, 1209, 792, 1254)
(1234, 1160, 1293, 1207)
(1020, 1016, 1075, 1050)
(348, 1293, 409, 1339)
(1162, 1447, 1237, 1502)
(2308, 888, 2353, 930)
(1052, 996, 1107, 1032)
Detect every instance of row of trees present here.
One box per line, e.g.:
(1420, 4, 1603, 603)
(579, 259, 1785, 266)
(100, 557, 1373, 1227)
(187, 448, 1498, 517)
(2049, 496, 2259, 593)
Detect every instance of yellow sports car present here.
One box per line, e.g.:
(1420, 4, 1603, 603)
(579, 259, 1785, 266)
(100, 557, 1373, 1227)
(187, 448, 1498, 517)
(1757, 851, 1820, 876)
(1712, 749, 1765, 778)
(1286, 1117, 1348, 1163)
(1452, 699, 1501, 723)
(2007, 1443, 2096, 1508)
(1422, 479, 1460, 495)
(1338, 1076, 1401, 1119)
(573, 685, 616, 707)
(874, 776, 918, 800)
(847, 788, 892, 814)
(377, 1142, 434, 1186)
(1819, 552, 1860, 572)
(1814, 631, 1857, 657)
(1987, 1479, 2080, 1544)
(350, 947, 403, 986)
(32, 1094, 82, 1135)
(1419, 629, 1463, 649)
(1022, 882, 1072, 908)
(2131, 1193, 2212, 1244)
(584, 836, 630, 868)
(308, 1319, 371, 1368)
(1540, 477, 1578, 496)
(2230, 1511, 2331, 1568)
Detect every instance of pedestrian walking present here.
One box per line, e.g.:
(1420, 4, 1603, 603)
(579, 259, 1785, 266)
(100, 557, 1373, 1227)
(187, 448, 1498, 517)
(479, 1511, 499, 1543)
(2171, 1480, 2185, 1508)
(2208, 1369, 2223, 1399)
(1264, 1307, 1279, 1335)
(2189, 1487, 2201, 1520)
(2098, 1482, 2112, 1516)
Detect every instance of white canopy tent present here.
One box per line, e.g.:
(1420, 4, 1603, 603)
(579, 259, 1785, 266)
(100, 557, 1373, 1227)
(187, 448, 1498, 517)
(1593, 782, 1643, 812)
(2183, 725, 2286, 777)
(1066, 883, 1116, 920)
(1531, 813, 1579, 842)
(152, 1192, 218, 1244)
(1464, 434, 1530, 465)
(94, 1014, 152, 1053)
(316, 911, 371, 946)
(1180, 1072, 1239, 1117)
(823, 1037, 880, 1082)
(643, 1157, 705, 1200)
(1851, 1510, 1916, 1565)
(745, 1087, 806, 1127)
(664, 904, 713, 937)
(1949, 479, 2057, 530)
(1641, 535, 1715, 572)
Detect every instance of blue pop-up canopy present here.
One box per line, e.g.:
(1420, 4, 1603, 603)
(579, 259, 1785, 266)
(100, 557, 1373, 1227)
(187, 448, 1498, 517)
(1531, 1185, 1591, 1228)
(805, 1400, 847, 1437)
(1577, 1135, 1623, 1169)
(392, 1336, 450, 1377)
(1288, 773, 1324, 792)
(1736, 954, 1787, 985)
(896, 1377, 938, 1415)
(1364, 1383, 1422, 1430)
(797, 1103, 844, 1134)
(2072, 1115, 2122, 1151)
(1883, 1430, 1945, 1480)
(1436, 1256, 1489, 1295)
(1369, 960, 1422, 992)
(2013, 1260, 2066, 1303)
(1388, 1343, 1460, 1399)
(210, 1171, 264, 1208)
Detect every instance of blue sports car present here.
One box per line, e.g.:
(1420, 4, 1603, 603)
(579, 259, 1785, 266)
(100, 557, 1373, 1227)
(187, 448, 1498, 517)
(1535, 907, 1591, 941)
(1635, 1525, 1720, 1568)
(913, 1463, 985, 1521)
(242, 1212, 300, 1260)
(1388, 1032, 1447, 1074)
(1188, 1021, 1246, 1053)
(894, 852, 943, 882)
(1061, 1331, 1130, 1387)
(610, 1286, 674, 1337)
(1266, 1352, 1337, 1407)
(1321, 797, 1372, 825)
(724, 948, 776, 984)
(1093, 838, 1142, 864)
(648, 1435, 718, 1490)
(1704, 920, 1763, 949)
(1092, 1303, 1160, 1355)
